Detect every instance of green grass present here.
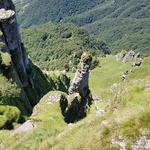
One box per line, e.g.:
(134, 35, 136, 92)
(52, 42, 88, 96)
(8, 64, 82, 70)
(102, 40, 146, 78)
(89, 55, 132, 97)
(0, 55, 150, 149)
(0, 91, 67, 150)
(0, 52, 12, 66)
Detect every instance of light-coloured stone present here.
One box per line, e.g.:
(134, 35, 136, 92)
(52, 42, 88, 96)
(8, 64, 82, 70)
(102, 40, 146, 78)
(14, 120, 36, 133)
(0, 9, 15, 21)
(112, 136, 126, 150)
(132, 136, 150, 150)
(96, 109, 105, 117)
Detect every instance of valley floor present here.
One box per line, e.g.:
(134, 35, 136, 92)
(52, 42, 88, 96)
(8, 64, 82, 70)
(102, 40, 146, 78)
(0, 55, 150, 150)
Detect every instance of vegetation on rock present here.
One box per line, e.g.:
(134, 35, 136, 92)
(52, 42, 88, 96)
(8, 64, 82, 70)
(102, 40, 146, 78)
(60, 52, 93, 123)
(21, 22, 107, 71)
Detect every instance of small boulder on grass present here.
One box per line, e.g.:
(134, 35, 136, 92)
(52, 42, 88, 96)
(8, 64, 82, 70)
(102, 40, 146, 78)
(14, 120, 36, 134)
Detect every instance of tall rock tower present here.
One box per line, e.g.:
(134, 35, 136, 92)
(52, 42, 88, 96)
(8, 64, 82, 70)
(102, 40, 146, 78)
(0, 0, 50, 114)
(60, 52, 93, 123)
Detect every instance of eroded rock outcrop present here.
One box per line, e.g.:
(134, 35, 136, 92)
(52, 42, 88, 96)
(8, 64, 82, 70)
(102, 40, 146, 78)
(116, 50, 143, 66)
(0, 2, 29, 86)
(60, 52, 93, 123)
(0, 0, 50, 115)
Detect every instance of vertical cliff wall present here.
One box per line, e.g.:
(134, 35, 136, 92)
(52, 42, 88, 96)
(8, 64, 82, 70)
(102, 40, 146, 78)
(0, 0, 51, 115)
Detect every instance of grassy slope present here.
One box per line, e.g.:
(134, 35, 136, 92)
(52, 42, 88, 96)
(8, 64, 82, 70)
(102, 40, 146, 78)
(0, 55, 150, 149)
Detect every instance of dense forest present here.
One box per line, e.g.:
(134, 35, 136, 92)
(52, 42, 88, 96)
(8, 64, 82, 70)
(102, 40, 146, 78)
(14, 0, 150, 55)
(21, 22, 108, 70)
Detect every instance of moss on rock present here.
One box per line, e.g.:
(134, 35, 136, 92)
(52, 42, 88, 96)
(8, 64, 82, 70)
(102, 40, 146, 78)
(0, 105, 21, 129)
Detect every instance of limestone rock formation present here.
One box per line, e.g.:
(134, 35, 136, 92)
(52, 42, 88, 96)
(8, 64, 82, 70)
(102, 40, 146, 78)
(116, 50, 143, 66)
(60, 52, 93, 123)
(0, 8, 15, 20)
(0, 1, 29, 84)
(132, 58, 143, 67)
(116, 50, 127, 61)
(0, 0, 50, 115)
(122, 50, 135, 63)
(68, 52, 92, 98)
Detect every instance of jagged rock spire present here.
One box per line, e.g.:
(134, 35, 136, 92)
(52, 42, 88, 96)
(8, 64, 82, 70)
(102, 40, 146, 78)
(0, 0, 51, 110)
(0, 0, 29, 86)
(69, 52, 92, 97)
(61, 52, 93, 123)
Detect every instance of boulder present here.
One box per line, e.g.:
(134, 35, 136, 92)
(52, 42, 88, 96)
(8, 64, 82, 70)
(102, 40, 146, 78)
(14, 120, 36, 133)
(132, 58, 143, 67)
(122, 50, 135, 63)
(116, 50, 127, 61)
(0, 8, 15, 21)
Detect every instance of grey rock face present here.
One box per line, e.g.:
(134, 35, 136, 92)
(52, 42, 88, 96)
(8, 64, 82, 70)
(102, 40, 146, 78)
(116, 50, 127, 61)
(69, 52, 92, 97)
(116, 50, 143, 66)
(61, 52, 93, 123)
(132, 58, 143, 67)
(0, 1, 29, 86)
(0, 0, 51, 112)
(122, 50, 135, 63)
(132, 136, 150, 150)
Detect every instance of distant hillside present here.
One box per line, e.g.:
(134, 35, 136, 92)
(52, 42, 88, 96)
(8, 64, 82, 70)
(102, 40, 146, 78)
(14, 0, 102, 27)
(21, 22, 107, 71)
(14, 0, 150, 55)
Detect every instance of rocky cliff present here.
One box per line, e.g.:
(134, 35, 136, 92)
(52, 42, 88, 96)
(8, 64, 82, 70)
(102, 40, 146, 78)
(0, 0, 51, 116)
(60, 52, 93, 123)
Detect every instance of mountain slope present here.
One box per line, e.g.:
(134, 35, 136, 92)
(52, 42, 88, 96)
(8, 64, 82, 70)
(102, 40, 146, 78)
(14, 0, 150, 55)
(14, 0, 150, 27)
(14, 0, 102, 27)
(0, 55, 150, 149)
(21, 22, 107, 71)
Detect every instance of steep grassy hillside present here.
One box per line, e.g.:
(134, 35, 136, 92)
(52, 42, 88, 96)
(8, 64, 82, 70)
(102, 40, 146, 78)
(14, 0, 150, 55)
(0, 56, 149, 149)
(21, 22, 106, 71)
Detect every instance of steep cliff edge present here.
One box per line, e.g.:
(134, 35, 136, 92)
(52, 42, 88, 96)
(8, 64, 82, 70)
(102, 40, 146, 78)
(0, 0, 51, 128)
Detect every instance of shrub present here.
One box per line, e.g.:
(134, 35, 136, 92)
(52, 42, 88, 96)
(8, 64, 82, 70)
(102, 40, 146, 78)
(0, 105, 21, 129)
